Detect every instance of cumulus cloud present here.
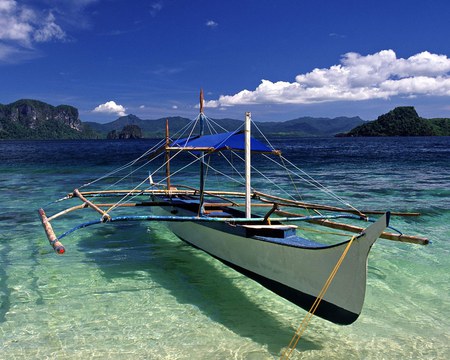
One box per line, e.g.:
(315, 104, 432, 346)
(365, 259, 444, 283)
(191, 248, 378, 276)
(205, 50, 450, 108)
(93, 101, 127, 116)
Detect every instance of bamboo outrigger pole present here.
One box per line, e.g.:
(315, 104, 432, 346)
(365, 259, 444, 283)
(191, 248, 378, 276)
(38, 208, 65, 254)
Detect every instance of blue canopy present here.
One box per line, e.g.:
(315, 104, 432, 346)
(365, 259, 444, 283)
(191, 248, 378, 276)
(170, 130, 276, 153)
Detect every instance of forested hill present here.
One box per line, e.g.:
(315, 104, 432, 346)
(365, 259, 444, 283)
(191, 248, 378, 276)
(340, 107, 450, 136)
(84, 114, 364, 138)
(0, 99, 97, 139)
(2, 99, 450, 139)
(0, 98, 364, 139)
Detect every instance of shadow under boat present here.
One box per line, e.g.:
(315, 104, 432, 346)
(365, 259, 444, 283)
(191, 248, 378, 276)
(77, 222, 325, 354)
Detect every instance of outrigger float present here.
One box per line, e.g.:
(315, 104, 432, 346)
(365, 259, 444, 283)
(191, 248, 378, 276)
(38, 90, 428, 326)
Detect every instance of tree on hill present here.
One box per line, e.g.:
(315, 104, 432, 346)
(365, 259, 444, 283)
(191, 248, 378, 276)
(345, 107, 436, 136)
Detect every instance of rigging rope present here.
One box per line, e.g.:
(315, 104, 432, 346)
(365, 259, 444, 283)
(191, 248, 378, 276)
(279, 235, 357, 360)
(263, 153, 363, 215)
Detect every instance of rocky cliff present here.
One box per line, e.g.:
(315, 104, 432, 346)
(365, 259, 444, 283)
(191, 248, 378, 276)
(107, 124, 143, 139)
(0, 99, 96, 139)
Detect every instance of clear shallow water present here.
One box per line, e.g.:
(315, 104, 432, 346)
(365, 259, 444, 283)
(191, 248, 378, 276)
(0, 137, 449, 359)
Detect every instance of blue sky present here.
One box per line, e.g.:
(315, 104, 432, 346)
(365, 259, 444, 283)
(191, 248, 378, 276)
(2, 0, 450, 123)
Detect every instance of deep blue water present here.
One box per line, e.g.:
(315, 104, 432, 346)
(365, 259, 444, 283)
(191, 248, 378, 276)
(0, 137, 449, 359)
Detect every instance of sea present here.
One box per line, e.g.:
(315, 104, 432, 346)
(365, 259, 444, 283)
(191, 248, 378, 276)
(0, 136, 449, 359)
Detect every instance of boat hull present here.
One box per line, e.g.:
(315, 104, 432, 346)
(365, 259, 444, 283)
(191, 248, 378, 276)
(152, 205, 388, 325)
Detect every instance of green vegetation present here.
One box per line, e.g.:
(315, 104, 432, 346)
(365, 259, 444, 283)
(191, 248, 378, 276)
(2, 99, 450, 140)
(0, 99, 98, 139)
(343, 107, 450, 136)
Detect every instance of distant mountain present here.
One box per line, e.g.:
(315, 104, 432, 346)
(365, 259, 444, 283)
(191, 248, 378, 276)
(256, 116, 365, 136)
(341, 107, 450, 136)
(107, 124, 143, 139)
(85, 115, 197, 138)
(6, 99, 449, 140)
(0, 99, 97, 139)
(85, 114, 365, 138)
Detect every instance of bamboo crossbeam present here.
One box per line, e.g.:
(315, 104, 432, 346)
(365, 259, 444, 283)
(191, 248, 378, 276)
(307, 218, 429, 245)
(256, 191, 366, 215)
(255, 191, 420, 217)
(276, 209, 428, 245)
(48, 201, 273, 222)
(38, 208, 65, 254)
(75, 188, 248, 198)
(47, 203, 88, 221)
(73, 188, 111, 221)
(166, 146, 215, 151)
(74, 189, 197, 196)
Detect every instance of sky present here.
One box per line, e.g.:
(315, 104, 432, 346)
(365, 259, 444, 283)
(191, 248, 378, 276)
(2, 0, 450, 123)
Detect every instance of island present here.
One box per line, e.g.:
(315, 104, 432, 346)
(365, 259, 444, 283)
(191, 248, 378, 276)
(1, 99, 450, 140)
(339, 107, 450, 136)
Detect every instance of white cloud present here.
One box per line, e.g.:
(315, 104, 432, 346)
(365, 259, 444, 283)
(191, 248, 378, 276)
(0, 1, 66, 45)
(33, 13, 66, 42)
(0, 0, 68, 61)
(93, 101, 127, 116)
(0, 0, 14, 11)
(205, 50, 450, 108)
(206, 20, 218, 28)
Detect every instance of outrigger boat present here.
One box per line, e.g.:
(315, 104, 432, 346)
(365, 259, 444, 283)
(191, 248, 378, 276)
(38, 90, 428, 325)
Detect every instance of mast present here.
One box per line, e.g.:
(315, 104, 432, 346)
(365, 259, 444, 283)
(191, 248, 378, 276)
(245, 112, 251, 218)
(199, 89, 205, 215)
(165, 119, 171, 190)
(199, 88, 204, 115)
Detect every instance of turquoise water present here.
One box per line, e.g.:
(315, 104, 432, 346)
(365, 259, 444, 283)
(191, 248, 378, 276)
(0, 137, 449, 359)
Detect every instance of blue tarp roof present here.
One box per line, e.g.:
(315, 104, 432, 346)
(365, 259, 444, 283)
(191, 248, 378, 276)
(171, 130, 275, 153)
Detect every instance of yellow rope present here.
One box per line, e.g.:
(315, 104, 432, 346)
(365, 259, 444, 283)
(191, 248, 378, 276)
(279, 235, 357, 360)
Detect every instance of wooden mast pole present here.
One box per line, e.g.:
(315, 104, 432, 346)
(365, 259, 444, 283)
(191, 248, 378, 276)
(200, 88, 204, 114)
(165, 119, 171, 190)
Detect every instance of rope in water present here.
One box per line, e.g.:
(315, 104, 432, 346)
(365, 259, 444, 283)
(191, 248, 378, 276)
(279, 235, 357, 360)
